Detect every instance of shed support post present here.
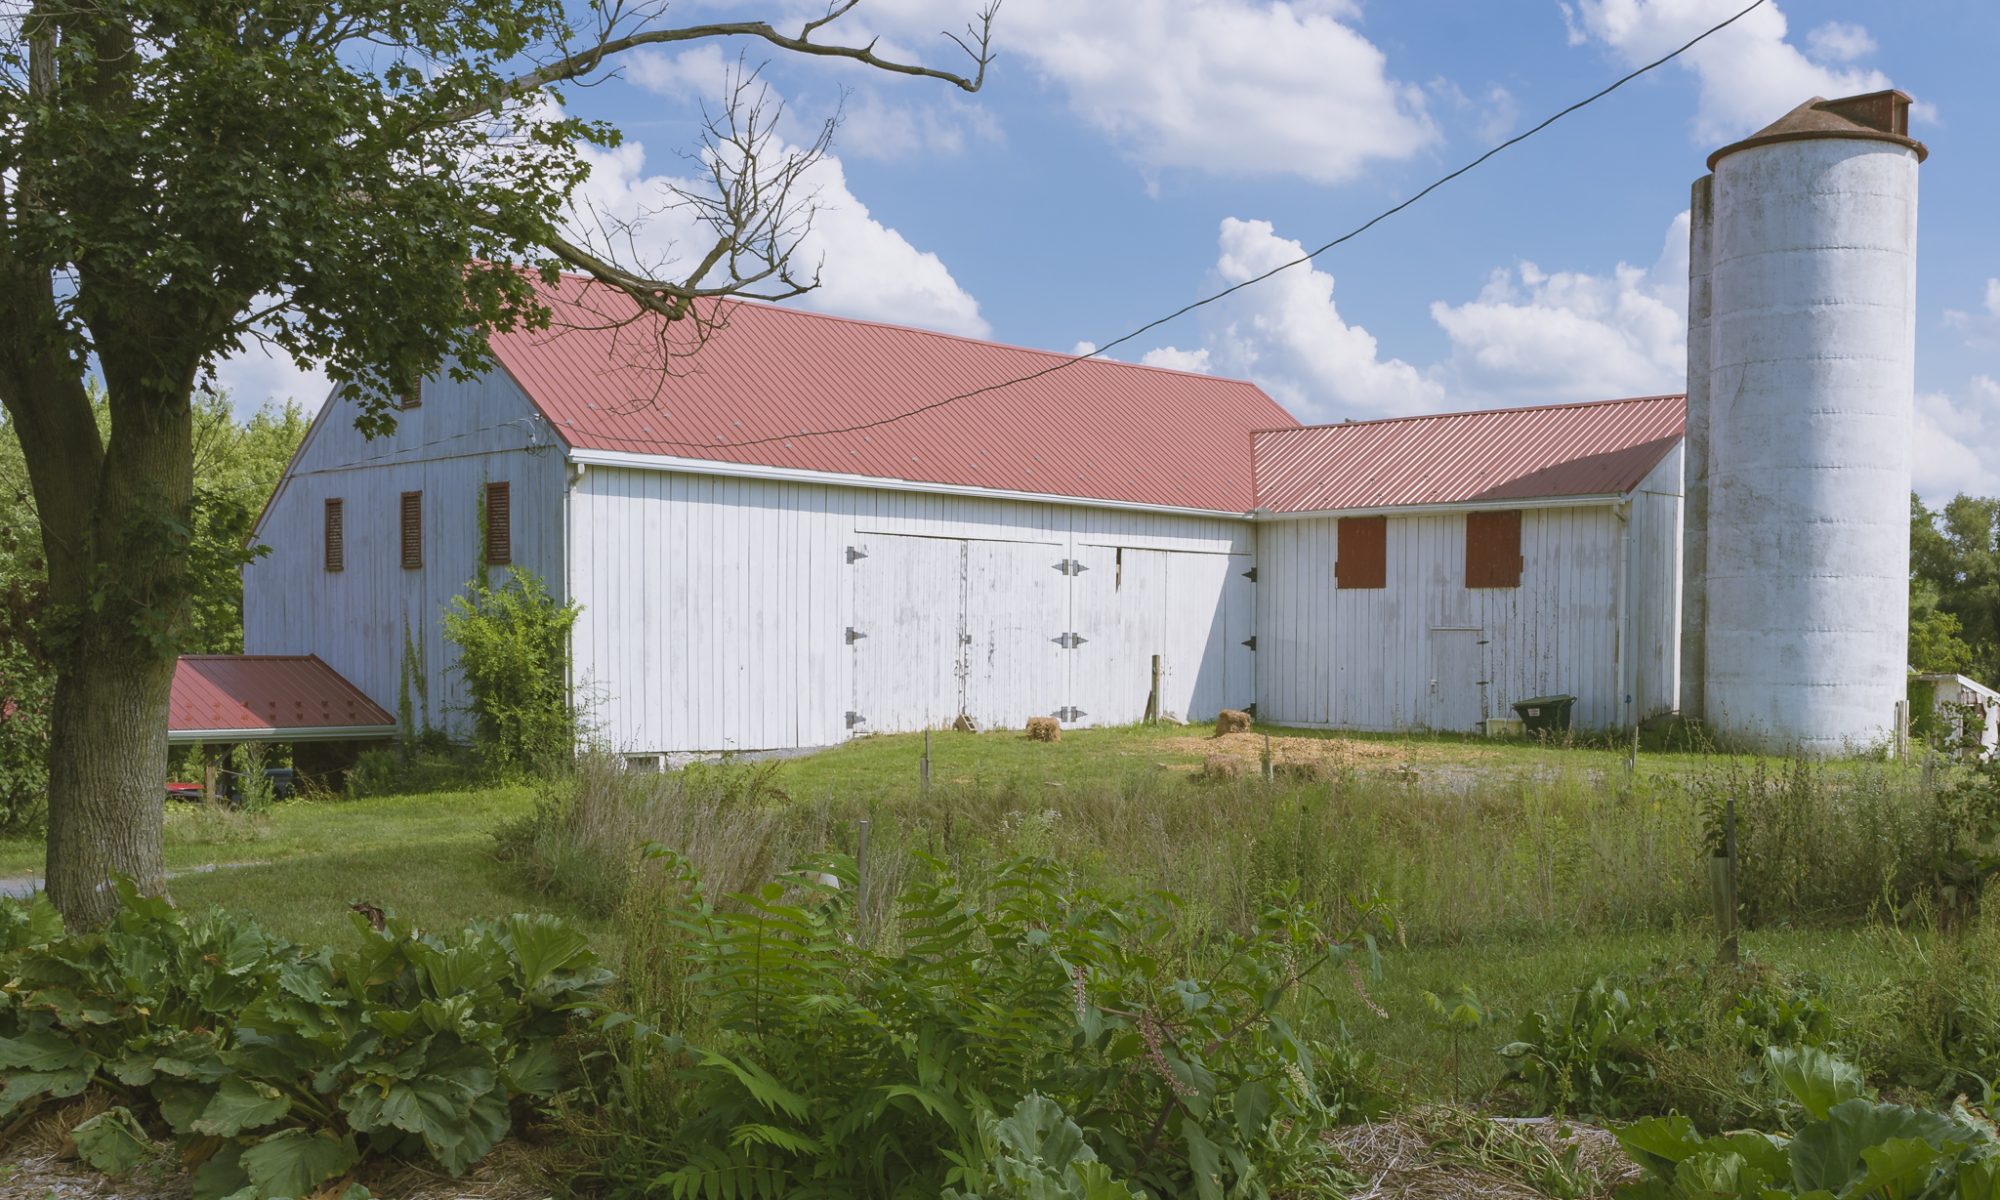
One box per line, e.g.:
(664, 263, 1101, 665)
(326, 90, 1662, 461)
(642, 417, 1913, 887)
(202, 745, 218, 806)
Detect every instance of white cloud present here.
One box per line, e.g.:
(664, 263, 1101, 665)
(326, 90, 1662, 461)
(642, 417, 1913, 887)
(1804, 21, 1876, 64)
(1563, 0, 1895, 142)
(1148, 218, 1442, 421)
(1140, 346, 1213, 374)
(207, 340, 333, 416)
(835, 89, 1002, 161)
(710, 0, 1436, 184)
(1944, 279, 2000, 349)
(1428, 212, 1689, 404)
(1146, 211, 1691, 421)
(568, 135, 988, 338)
(1914, 378, 2000, 500)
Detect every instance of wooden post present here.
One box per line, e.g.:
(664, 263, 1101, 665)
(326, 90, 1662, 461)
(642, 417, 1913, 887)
(920, 729, 932, 801)
(202, 744, 219, 806)
(1262, 733, 1274, 783)
(856, 817, 872, 942)
(1144, 655, 1162, 725)
(1711, 798, 1739, 965)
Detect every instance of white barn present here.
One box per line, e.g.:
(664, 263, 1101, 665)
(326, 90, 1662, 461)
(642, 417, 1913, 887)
(246, 274, 1685, 756)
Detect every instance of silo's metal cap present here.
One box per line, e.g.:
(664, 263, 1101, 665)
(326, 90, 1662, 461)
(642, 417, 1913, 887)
(1707, 89, 1928, 170)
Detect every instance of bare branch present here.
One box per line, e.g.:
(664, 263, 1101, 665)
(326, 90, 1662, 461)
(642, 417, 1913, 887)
(437, 1, 999, 126)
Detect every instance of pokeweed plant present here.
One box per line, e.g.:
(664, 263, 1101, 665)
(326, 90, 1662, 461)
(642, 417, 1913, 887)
(585, 851, 1391, 1200)
(0, 883, 610, 1199)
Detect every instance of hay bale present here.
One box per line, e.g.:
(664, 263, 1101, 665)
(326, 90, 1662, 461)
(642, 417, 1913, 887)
(1213, 708, 1252, 736)
(1025, 716, 1062, 742)
(1198, 754, 1244, 781)
(952, 712, 980, 733)
(1272, 759, 1326, 784)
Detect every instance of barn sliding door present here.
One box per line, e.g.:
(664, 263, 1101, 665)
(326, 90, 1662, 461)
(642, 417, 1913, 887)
(849, 534, 962, 734)
(848, 533, 1065, 734)
(962, 540, 1067, 729)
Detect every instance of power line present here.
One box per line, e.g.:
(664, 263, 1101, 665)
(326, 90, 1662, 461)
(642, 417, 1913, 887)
(616, 0, 1767, 453)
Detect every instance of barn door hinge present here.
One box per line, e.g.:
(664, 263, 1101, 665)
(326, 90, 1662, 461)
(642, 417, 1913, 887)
(1053, 558, 1089, 575)
(1241, 635, 1257, 651)
(846, 546, 868, 564)
(1055, 706, 1086, 722)
(845, 711, 865, 728)
(1242, 566, 1258, 582)
(845, 627, 867, 644)
(1053, 632, 1089, 649)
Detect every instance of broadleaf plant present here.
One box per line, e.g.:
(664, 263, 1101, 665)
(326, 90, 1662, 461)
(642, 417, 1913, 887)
(0, 883, 610, 1198)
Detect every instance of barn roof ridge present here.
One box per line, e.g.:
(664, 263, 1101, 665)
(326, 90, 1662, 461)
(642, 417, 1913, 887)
(533, 268, 1268, 389)
(1251, 392, 1687, 438)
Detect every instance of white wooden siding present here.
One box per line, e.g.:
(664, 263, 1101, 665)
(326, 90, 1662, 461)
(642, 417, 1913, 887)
(1256, 506, 1627, 732)
(243, 371, 567, 737)
(568, 467, 1253, 753)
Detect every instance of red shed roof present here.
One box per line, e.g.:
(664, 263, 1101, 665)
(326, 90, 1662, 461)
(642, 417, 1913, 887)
(1252, 394, 1686, 514)
(169, 656, 396, 743)
(489, 274, 1298, 513)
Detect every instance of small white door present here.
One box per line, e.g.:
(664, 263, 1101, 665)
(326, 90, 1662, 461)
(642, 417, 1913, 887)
(963, 539, 1066, 729)
(1426, 627, 1485, 733)
(850, 534, 963, 735)
(1222, 556, 1257, 716)
(1069, 545, 1168, 725)
(1162, 552, 1230, 721)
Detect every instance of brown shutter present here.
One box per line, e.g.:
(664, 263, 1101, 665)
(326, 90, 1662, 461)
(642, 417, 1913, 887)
(484, 481, 512, 567)
(397, 375, 422, 410)
(1465, 510, 1524, 588)
(400, 490, 423, 570)
(323, 498, 344, 572)
(1334, 515, 1386, 589)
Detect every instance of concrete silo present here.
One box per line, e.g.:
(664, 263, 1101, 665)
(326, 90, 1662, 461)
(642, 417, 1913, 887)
(1681, 91, 1925, 754)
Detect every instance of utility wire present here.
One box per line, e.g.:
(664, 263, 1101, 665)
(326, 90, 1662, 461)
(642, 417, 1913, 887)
(614, 0, 1769, 453)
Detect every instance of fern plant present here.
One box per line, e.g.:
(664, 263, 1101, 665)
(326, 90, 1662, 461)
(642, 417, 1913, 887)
(585, 851, 1388, 1200)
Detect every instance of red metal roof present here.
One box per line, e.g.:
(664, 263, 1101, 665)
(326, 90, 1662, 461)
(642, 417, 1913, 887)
(1251, 394, 1686, 514)
(489, 274, 1298, 512)
(169, 655, 395, 739)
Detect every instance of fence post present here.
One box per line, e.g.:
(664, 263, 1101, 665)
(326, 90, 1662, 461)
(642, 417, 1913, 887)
(856, 816, 872, 943)
(1262, 733, 1274, 783)
(921, 729, 932, 801)
(1711, 798, 1739, 965)
(1144, 655, 1162, 725)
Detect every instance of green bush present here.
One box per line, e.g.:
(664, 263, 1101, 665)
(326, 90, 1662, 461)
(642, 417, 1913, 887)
(442, 567, 579, 775)
(1500, 963, 1834, 1122)
(0, 635, 51, 834)
(0, 884, 610, 1198)
(1618, 1045, 2000, 1198)
(580, 853, 1388, 1199)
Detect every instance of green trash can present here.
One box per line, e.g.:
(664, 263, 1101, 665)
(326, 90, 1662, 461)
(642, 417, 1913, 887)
(1512, 694, 1576, 735)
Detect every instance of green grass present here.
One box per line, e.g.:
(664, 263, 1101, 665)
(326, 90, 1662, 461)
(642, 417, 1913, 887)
(0, 725, 1957, 1107)
(0, 786, 560, 944)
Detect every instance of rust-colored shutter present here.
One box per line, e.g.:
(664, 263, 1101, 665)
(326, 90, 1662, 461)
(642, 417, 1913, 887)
(484, 481, 512, 566)
(1465, 510, 1523, 588)
(323, 498, 344, 572)
(400, 490, 423, 570)
(1335, 515, 1386, 589)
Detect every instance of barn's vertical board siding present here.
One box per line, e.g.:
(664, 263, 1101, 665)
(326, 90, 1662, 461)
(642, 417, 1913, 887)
(1255, 505, 1628, 732)
(1629, 445, 1685, 722)
(564, 467, 1255, 754)
(242, 371, 567, 737)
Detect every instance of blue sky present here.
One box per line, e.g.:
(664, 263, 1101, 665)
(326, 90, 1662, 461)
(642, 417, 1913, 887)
(216, 0, 2000, 500)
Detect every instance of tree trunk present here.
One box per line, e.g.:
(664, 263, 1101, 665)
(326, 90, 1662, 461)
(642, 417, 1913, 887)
(42, 639, 172, 926)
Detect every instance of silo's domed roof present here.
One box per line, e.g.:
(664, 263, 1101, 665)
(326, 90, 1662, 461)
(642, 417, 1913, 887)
(1708, 89, 1928, 170)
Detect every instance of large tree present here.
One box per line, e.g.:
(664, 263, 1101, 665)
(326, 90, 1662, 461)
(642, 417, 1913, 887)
(0, 0, 995, 927)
